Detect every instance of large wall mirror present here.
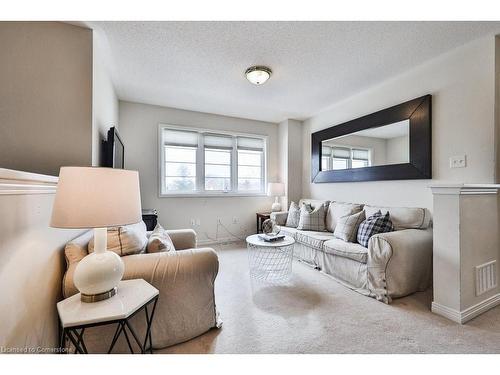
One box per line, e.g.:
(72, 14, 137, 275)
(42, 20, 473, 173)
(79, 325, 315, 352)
(311, 95, 431, 183)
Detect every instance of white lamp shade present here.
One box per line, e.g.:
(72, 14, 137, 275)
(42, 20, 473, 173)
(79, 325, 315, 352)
(267, 182, 285, 197)
(51, 167, 142, 228)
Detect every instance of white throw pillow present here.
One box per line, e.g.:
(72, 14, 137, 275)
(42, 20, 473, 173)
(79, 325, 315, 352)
(285, 201, 301, 228)
(147, 224, 176, 253)
(297, 203, 327, 231)
(88, 221, 148, 256)
(333, 211, 366, 242)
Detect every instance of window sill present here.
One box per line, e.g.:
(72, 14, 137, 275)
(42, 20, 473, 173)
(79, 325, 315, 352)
(159, 192, 268, 198)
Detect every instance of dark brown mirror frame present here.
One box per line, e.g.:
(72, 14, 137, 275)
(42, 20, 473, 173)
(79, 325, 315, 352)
(311, 95, 432, 183)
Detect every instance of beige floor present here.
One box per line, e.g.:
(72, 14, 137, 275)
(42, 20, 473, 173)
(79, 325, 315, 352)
(157, 243, 500, 354)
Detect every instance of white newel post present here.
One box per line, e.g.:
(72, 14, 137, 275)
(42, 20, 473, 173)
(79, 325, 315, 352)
(430, 184, 500, 323)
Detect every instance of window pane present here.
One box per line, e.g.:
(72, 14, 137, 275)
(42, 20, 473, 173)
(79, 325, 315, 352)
(205, 177, 231, 191)
(205, 164, 230, 178)
(321, 156, 330, 170)
(238, 165, 261, 178)
(165, 177, 195, 191)
(238, 178, 262, 191)
(165, 162, 196, 177)
(238, 150, 261, 166)
(165, 146, 196, 163)
(205, 149, 231, 164)
(352, 160, 369, 169)
(333, 158, 349, 170)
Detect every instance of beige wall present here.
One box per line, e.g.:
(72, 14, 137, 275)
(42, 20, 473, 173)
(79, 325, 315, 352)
(0, 22, 93, 176)
(119, 101, 278, 244)
(0, 169, 83, 350)
(303, 36, 497, 210)
(92, 30, 119, 166)
(278, 119, 303, 208)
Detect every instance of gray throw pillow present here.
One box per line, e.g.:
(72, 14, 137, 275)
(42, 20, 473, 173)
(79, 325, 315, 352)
(333, 210, 366, 242)
(297, 203, 326, 231)
(285, 201, 301, 228)
(147, 224, 176, 253)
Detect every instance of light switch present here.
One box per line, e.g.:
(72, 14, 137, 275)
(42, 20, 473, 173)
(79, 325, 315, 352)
(450, 154, 466, 168)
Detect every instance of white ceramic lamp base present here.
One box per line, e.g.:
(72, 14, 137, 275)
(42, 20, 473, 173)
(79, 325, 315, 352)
(271, 196, 282, 212)
(73, 227, 124, 303)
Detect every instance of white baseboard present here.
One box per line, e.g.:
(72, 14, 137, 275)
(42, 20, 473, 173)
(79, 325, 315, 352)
(432, 293, 500, 324)
(197, 237, 245, 247)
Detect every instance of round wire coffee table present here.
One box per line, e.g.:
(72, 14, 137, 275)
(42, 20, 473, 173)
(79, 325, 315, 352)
(246, 234, 295, 282)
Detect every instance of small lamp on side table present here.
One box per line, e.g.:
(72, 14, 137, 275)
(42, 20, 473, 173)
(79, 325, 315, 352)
(51, 167, 142, 303)
(267, 182, 285, 212)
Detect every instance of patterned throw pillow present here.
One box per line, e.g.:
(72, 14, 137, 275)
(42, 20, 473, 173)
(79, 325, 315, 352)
(89, 221, 148, 256)
(333, 210, 366, 242)
(147, 224, 176, 253)
(285, 201, 301, 228)
(297, 203, 327, 231)
(357, 211, 394, 247)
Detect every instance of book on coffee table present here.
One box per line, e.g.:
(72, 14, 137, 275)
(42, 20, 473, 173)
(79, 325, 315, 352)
(258, 234, 285, 242)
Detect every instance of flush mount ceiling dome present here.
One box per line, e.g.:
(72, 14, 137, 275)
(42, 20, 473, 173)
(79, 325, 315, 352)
(245, 66, 272, 85)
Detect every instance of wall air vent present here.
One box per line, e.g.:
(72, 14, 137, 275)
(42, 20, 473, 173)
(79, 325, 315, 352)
(475, 260, 497, 296)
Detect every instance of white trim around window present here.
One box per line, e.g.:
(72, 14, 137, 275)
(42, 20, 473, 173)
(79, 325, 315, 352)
(158, 124, 268, 197)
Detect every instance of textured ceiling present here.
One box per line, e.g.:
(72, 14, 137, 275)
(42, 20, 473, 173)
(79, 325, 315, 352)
(88, 21, 500, 123)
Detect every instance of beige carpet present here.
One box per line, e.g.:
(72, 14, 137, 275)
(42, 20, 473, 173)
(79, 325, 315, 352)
(157, 243, 500, 354)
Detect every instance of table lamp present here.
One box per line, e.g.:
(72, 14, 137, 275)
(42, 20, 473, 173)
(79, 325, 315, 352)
(51, 167, 142, 303)
(267, 182, 285, 212)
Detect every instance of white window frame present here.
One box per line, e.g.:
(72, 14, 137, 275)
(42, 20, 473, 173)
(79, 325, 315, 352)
(158, 124, 268, 197)
(325, 145, 372, 170)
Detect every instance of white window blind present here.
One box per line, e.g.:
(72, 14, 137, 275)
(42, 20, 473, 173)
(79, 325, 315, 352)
(163, 129, 198, 147)
(237, 136, 264, 151)
(204, 134, 233, 150)
(332, 147, 351, 159)
(160, 125, 267, 196)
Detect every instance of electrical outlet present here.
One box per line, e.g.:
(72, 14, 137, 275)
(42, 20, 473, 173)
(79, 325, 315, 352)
(232, 217, 239, 224)
(450, 154, 466, 168)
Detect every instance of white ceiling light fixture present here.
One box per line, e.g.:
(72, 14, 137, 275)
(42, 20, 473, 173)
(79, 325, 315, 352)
(245, 66, 272, 85)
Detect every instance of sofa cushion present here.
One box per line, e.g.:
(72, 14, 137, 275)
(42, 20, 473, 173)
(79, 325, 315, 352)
(285, 201, 301, 228)
(296, 230, 335, 250)
(333, 210, 365, 242)
(326, 202, 364, 232)
(364, 205, 430, 230)
(297, 203, 327, 231)
(280, 226, 299, 239)
(323, 238, 369, 264)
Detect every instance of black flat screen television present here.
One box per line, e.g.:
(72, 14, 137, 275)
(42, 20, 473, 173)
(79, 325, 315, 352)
(102, 127, 124, 169)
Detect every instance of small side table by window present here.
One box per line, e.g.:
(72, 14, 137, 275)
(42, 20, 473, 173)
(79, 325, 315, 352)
(256, 212, 271, 233)
(57, 279, 159, 354)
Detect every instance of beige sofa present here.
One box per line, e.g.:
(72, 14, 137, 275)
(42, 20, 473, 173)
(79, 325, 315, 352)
(271, 199, 433, 303)
(62, 227, 220, 352)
